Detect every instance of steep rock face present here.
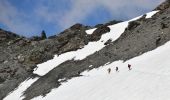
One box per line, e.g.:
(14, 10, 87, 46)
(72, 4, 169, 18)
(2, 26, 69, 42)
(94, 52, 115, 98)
(0, 29, 19, 42)
(94, 20, 122, 28)
(88, 25, 110, 41)
(0, 22, 116, 99)
(155, 0, 170, 11)
(54, 24, 90, 54)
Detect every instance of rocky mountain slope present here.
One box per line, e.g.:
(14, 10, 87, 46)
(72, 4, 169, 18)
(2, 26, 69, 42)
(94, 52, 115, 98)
(1, 0, 170, 100)
(0, 19, 120, 99)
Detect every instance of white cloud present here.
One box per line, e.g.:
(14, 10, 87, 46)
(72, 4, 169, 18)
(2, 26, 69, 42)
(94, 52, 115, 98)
(0, 0, 165, 36)
(59, 0, 164, 29)
(0, 0, 39, 36)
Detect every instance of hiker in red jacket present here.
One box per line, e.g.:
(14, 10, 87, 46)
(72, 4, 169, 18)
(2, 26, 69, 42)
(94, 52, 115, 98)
(128, 64, 132, 70)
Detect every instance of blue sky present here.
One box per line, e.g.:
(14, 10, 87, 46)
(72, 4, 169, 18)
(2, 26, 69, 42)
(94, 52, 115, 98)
(0, 0, 164, 37)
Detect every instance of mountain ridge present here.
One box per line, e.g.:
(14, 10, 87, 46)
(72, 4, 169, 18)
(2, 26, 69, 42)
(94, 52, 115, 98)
(1, 1, 170, 99)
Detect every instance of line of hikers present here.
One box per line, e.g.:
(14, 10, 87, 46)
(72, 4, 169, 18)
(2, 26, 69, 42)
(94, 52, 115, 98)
(107, 64, 131, 74)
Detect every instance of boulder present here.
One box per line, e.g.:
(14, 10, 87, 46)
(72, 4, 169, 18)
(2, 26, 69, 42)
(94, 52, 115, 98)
(126, 21, 141, 31)
(89, 25, 110, 41)
(17, 54, 25, 63)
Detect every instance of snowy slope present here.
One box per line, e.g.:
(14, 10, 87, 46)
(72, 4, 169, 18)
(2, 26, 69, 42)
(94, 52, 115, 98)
(32, 40, 170, 100)
(4, 78, 38, 100)
(33, 11, 158, 76)
(33, 21, 129, 76)
(4, 11, 159, 100)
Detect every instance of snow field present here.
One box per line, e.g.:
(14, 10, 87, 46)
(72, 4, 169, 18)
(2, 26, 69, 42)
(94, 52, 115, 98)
(33, 40, 170, 100)
(4, 11, 159, 100)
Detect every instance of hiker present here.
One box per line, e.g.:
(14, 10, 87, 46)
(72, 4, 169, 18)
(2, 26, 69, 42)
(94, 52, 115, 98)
(107, 68, 111, 74)
(116, 67, 119, 72)
(128, 64, 132, 70)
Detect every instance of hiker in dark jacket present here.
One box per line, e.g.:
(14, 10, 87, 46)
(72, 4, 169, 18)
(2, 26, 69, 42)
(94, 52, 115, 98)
(128, 64, 132, 70)
(107, 68, 111, 74)
(116, 67, 119, 72)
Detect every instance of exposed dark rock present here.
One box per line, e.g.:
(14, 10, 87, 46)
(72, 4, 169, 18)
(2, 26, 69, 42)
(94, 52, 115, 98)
(138, 14, 147, 21)
(125, 14, 148, 31)
(104, 39, 112, 45)
(29, 36, 42, 41)
(66, 23, 92, 32)
(161, 22, 168, 29)
(156, 36, 161, 46)
(89, 25, 110, 41)
(0, 29, 19, 42)
(0, 23, 94, 99)
(105, 20, 122, 26)
(125, 21, 141, 31)
(28, 48, 52, 64)
(70, 23, 84, 30)
(0, 77, 5, 83)
(94, 20, 122, 28)
(48, 35, 57, 39)
(154, 0, 170, 10)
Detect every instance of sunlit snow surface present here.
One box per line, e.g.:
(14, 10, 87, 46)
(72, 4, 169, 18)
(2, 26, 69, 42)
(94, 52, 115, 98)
(3, 78, 38, 100)
(86, 28, 96, 35)
(4, 11, 159, 100)
(145, 11, 159, 18)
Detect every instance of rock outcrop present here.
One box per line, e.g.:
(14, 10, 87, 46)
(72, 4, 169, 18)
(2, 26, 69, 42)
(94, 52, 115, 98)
(0, 22, 116, 99)
(155, 0, 170, 11)
(89, 25, 110, 41)
(0, 29, 19, 42)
